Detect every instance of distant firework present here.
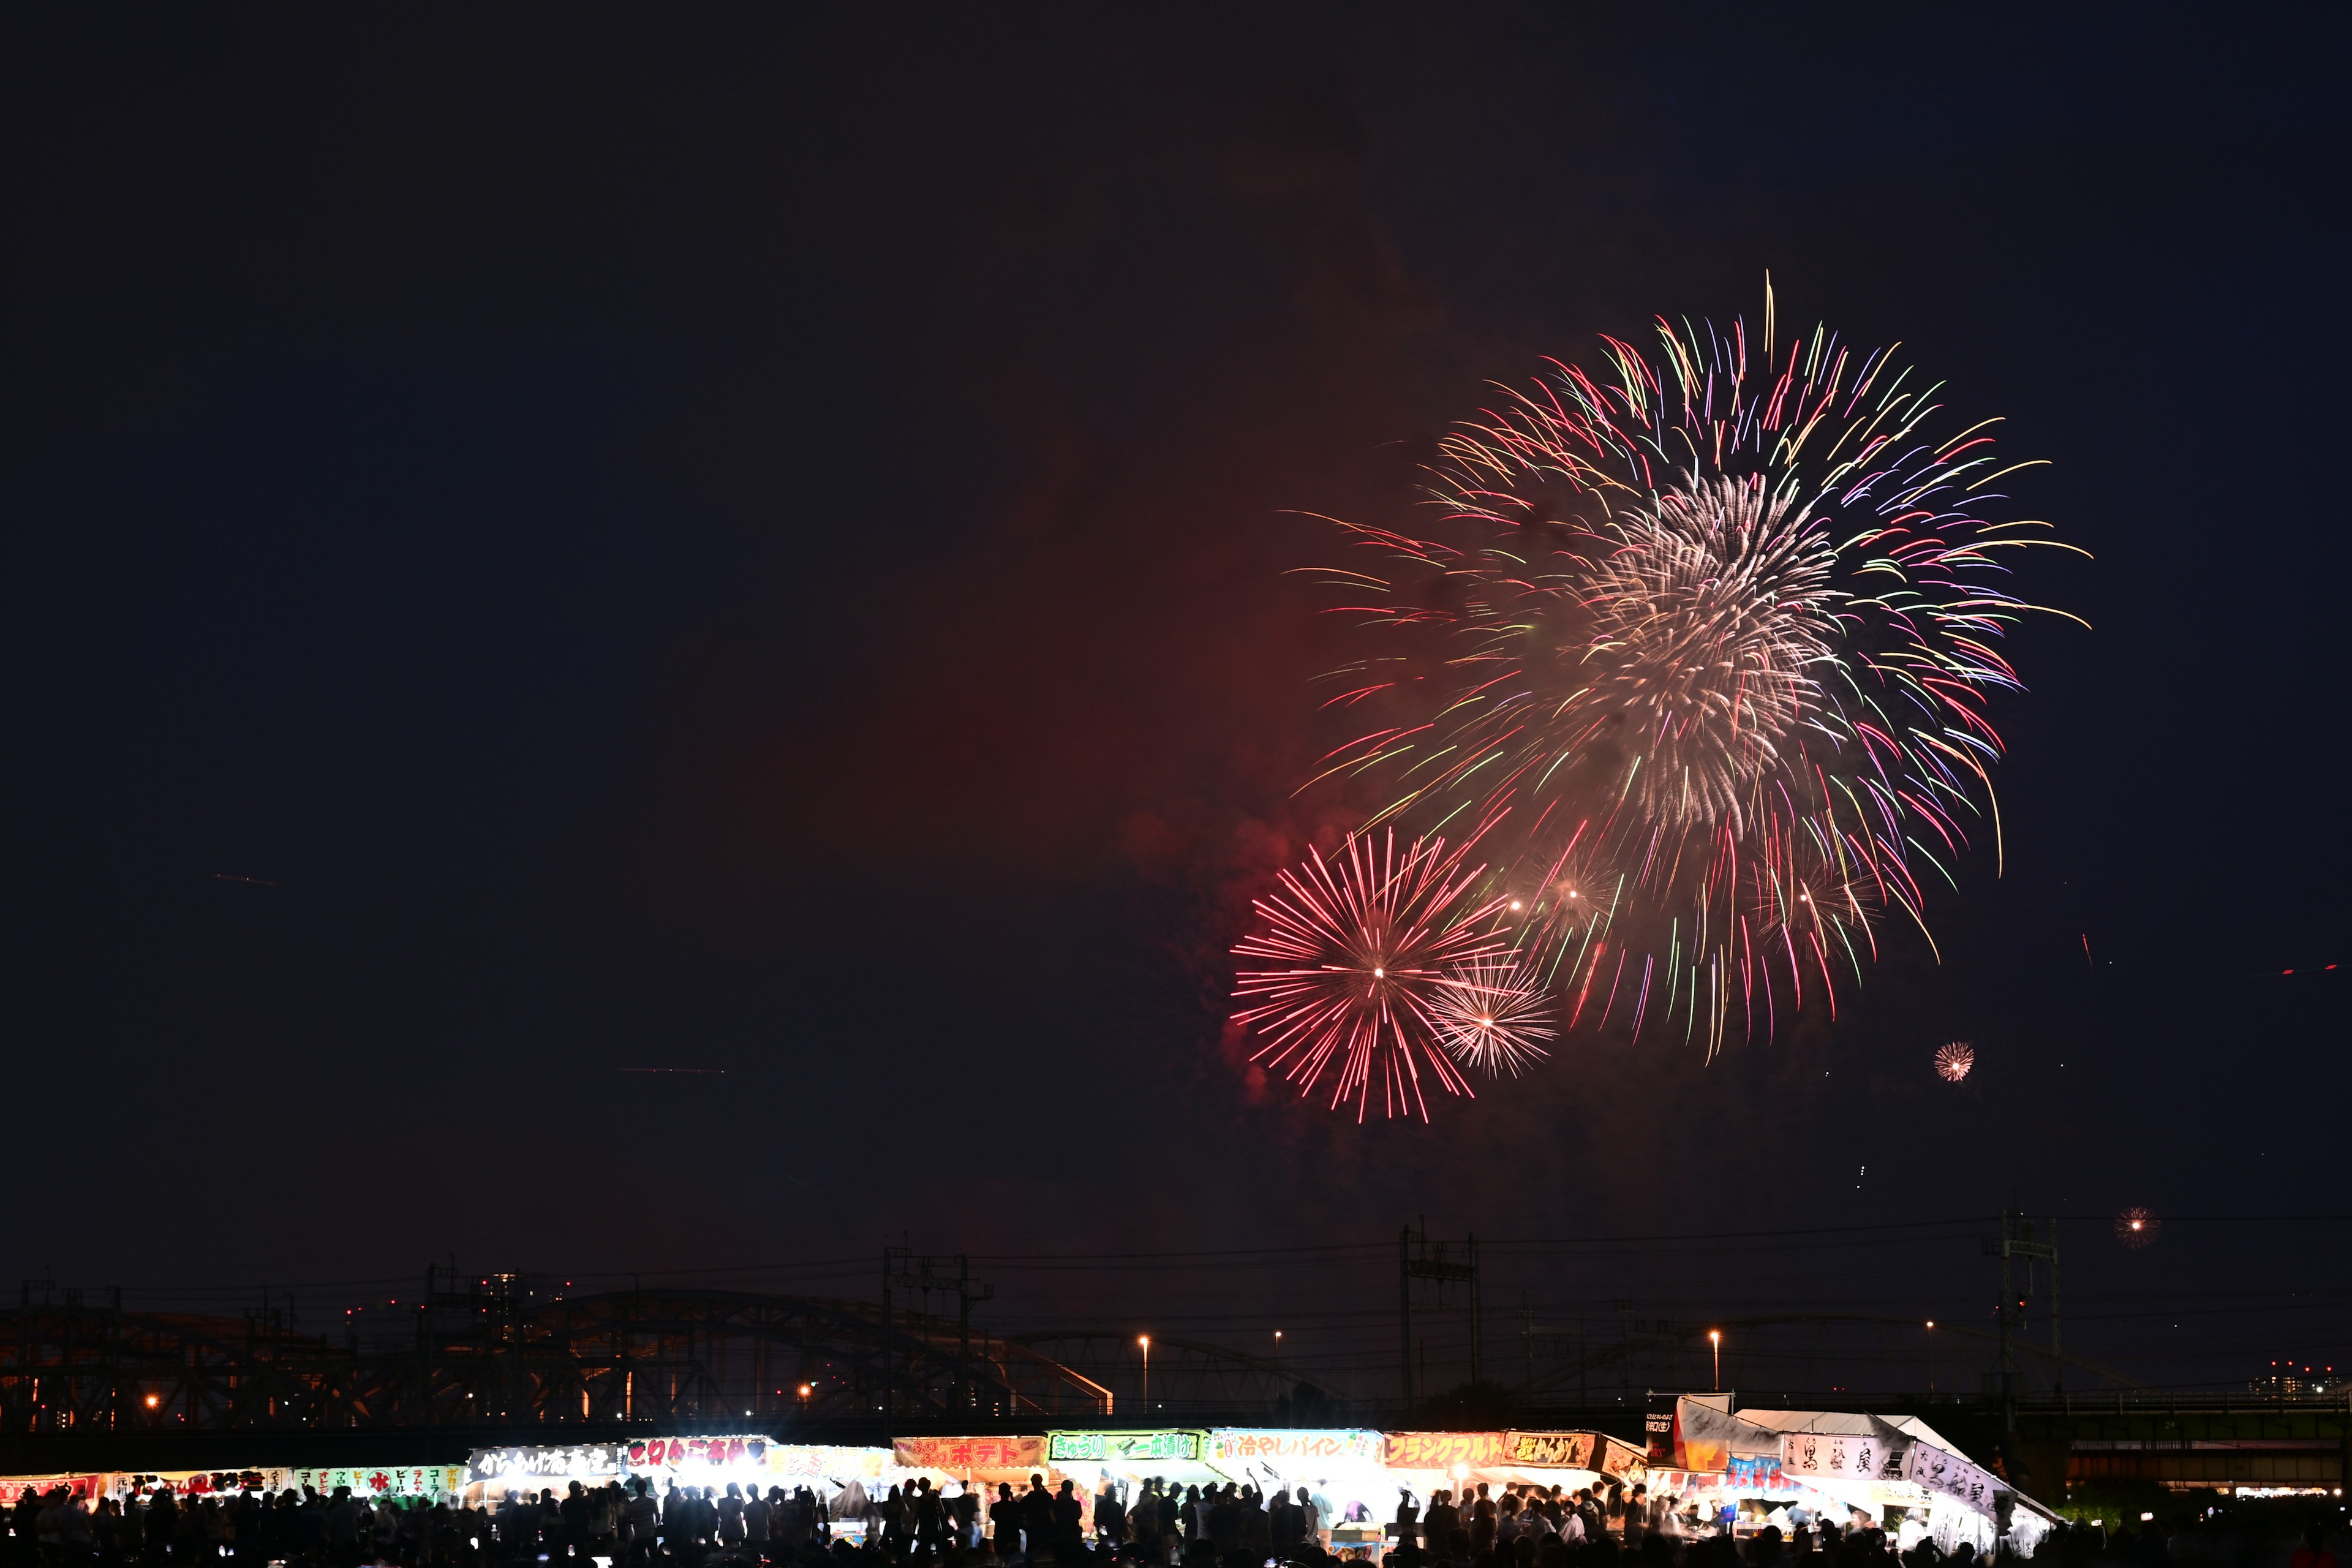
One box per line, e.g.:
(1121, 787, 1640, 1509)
(1934, 1041, 1976, 1082)
(1286, 286, 2079, 1063)
(2116, 1207, 2160, 1248)
(1431, 955, 1556, 1077)
(1230, 830, 1512, 1121)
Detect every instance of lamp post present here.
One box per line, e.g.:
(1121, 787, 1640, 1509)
(1139, 1335, 1150, 1411)
(1709, 1329, 1721, 1392)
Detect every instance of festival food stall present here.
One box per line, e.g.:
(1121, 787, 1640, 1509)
(1046, 1429, 1216, 1489)
(1647, 1395, 2057, 1556)
(462, 1436, 886, 1513)
(893, 1436, 1050, 1491)
(1208, 1429, 1391, 1550)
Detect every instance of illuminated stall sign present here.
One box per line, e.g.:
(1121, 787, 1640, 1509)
(1208, 1431, 1384, 1467)
(1049, 1430, 1204, 1463)
(628, 1436, 769, 1473)
(295, 1467, 464, 1499)
(1779, 1432, 1906, 1483)
(1599, 1438, 1649, 1480)
(469, 1446, 626, 1485)
(1381, 1432, 1512, 1471)
(0, 1477, 107, 1505)
(895, 1438, 1047, 1472)
(770, 1446, 891, 1480)
(1509, 1433, 1597, 1470)
(1902, 1446, 2000, 1515)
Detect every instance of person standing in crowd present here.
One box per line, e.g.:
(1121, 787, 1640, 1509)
(1093, 1480, 1125, 1549)
(622, 1480, 659, 1567)
(744, 1485, 771, 1562)
(1394, 1488, 1422, 1553)
(988, 1485, 1019, 1562)
(1050, 1481, 1083, 1564)
(1269, 1487, 1302, 1556)
(717, 1483, 747, 1556)
(1240, 1488, 1272, 1564)
(1423, 1490, 1458, 1553)
(1020, 1477, 1054, 1566)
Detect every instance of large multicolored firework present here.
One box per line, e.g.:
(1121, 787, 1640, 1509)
(1231, 291, 2078, 1112)
(1230, 829, 1513, 1121)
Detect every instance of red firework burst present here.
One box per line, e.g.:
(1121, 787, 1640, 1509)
(2116, 1207, 2160, 1248)
(1231, 829, 1512, 1121)
(1934, 1041, 1976, 1082)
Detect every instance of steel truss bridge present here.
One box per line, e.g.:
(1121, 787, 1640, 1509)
(0, 1280, 1109, 1444)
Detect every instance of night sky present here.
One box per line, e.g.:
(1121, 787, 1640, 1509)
(5, 9, 2345, 1395)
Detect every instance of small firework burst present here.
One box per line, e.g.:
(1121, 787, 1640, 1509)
(2116, 1207, 2160, 1248)
(1432, 955, 1556, 1077)
(1934, 1041, 1976, 1082)
(1230, 829, 1512, 1121)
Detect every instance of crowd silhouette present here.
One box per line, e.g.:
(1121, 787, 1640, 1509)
(0, 1472, 2258, 1568)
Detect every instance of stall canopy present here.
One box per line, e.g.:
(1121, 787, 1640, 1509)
(1657, 1396, 2057, 1556)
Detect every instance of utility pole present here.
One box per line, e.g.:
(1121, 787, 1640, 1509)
(1400, 1218, 1482, 1401)
(1399, 1226, 1413, 1402)
(1982, 1212, 2058, 1434)
(883, 1248, 989, 1430)
(955, 1256, 993, 1417)
(881, 1245, 902, 1446)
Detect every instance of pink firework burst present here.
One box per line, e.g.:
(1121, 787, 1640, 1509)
(2116, 1207, 2160, 1248)
(1231, 829, 1512, 1121)
(1433, 955, 1556, 1078)
(1934, 1041, 1976, 1082)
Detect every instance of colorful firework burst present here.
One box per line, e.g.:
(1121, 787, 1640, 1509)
(1299, 287, 2079, 1052)
(2116, 1207, 2160, 1248)
(1230, 829, 1512, 1121)
(1431, 954, 1556, 1077)
(1934, 1040, 1976, 1082)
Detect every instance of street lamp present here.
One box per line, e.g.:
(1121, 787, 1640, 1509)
(1709, 1330, 1721, 1391)
(1139, 1335, 1150, 1409)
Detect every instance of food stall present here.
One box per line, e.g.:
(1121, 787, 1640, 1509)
(1207, 1430, 1392, 1550)
(890, 1437, 1049, 1544)
(1648, 1395, 2057, 1556)
(463, 1436, 885, 1514)
(893, 1436, 1050, 1492)
(1048, 1428, 1219, 1491)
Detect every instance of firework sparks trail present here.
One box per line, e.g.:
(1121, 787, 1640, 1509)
(1230, 829, 1514, 1121)
(1290, 285, 2082, 1050)
(1934, 1040, 1976, 1082)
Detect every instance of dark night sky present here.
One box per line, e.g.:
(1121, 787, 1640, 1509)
(3, 7, 2345, 1393)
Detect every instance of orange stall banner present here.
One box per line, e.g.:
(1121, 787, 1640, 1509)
(1381, 1433, 1513, 1471)
(894, 1436, 1047, 1473)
